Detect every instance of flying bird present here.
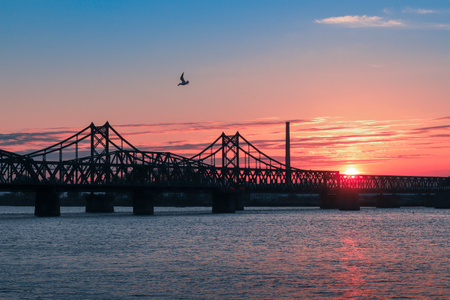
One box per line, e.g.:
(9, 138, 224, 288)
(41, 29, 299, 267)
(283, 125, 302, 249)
(178, 72, 189, 86)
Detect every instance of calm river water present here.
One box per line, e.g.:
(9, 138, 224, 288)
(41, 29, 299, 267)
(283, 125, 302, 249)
(0, 206, 448, 299)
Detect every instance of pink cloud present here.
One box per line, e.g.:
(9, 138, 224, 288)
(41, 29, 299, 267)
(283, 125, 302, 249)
(315, 15, 404, 27)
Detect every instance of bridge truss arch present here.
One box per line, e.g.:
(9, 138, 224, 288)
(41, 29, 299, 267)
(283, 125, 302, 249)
(0, 122, 448, 194)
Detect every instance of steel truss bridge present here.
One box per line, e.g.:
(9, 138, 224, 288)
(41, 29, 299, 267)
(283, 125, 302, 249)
(0, 122, 449, 194)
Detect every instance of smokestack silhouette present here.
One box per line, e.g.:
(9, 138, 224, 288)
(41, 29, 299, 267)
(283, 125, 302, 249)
(286, 122, 291, 170)
(286, 122, 291, 184)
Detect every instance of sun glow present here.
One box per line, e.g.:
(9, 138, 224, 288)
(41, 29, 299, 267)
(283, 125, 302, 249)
(344, 167, 360, 175)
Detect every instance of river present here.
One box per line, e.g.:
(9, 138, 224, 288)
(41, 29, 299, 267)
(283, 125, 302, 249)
(0, 206, 448, 299)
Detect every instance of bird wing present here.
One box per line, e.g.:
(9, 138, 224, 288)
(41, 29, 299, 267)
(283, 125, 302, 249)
(180, 72, 185, 82)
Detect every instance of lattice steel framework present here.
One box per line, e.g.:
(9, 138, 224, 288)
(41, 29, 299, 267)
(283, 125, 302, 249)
(0, 122, 449, 193)
(340, 174, 450, 193)
(190, 131, 338, 191)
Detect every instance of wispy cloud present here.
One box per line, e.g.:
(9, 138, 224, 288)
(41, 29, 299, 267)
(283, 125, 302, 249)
(116, 118, 311, 132)
(413, 125, 450, 133)
(434, 116, 450, 121)
(383, 8, 394, 15)
(432, 23, 450, 30)
(402, 7, 437, 14)
(0, 130, 78, 150)
(314, 15, 404, 28)
(315, 11, 450, 31)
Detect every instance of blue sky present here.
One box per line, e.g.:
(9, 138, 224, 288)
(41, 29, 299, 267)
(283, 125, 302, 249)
(1, 0, 450, 175)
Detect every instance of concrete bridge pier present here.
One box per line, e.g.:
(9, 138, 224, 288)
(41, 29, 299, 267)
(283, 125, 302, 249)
(212, 192, 236, 213)
(320, 190, 360, 210)
(35, 187, 60, 217)
(434, 191, 450, 208)
(338, 189, 360, 211)
(319, 192, 339, 209)
(235, 193, 249, 211)
(376, 194, 401, 208)
(132, 189, 155, 215)
(423, 194, 435, 207)
(85, 192, 114, 213)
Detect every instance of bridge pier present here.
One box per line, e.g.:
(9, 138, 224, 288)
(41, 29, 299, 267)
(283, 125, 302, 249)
(320, 192, 339, 209)
(320, 190, 360, 210)
(423, 194, 435, 207)
(212, 192, 236, 213)
(235, 193, 248, 211)
(434, 191, 450, 208)
(338, 189, 360, 211)
(35, 187, 60, 217)
(132, 189, 155, 215)
(376, 194, 401, 208)
(85, 192, 114, 213)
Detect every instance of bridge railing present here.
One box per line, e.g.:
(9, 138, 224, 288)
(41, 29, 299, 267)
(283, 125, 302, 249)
(340, 174, 450, 193)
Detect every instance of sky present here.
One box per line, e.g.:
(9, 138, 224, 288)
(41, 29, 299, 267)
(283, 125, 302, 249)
(1, 0, 450, 176)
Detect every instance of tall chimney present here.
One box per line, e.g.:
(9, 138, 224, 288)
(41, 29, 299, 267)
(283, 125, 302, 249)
(285, 122, 291, 170)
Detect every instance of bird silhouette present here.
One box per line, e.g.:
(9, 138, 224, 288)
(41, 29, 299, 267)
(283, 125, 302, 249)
(178, 72, 189, 86)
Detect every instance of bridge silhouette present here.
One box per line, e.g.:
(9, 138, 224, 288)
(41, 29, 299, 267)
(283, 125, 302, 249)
(1, 122, 449, 216)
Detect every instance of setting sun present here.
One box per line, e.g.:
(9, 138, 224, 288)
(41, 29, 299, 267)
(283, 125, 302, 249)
(344, 167, 360, 175)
